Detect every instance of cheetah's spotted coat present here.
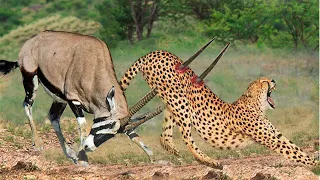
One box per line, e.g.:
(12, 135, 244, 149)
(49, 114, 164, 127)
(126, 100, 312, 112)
(120, 50, 317, 168)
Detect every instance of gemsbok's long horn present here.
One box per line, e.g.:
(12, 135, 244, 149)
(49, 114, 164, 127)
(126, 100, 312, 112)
(119, 38, 216, 127)
(199, 42, 230, 80)
(128, 89, 158, 116)
(120, 88, 158, 126)
(179, 37, 216, 68)
(124, 105, 165, 131)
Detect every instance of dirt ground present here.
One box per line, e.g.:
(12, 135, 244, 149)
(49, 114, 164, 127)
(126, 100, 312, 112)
(0, 124, 318, 180)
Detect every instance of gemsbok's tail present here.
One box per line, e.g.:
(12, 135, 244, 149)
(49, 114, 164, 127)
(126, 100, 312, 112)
(0, 60, 18, 75)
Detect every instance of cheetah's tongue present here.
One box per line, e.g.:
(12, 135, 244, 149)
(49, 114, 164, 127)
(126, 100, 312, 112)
(267, 97, 275, 109)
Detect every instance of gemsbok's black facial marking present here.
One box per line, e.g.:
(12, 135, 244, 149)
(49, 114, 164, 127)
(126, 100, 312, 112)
(93, 134, 115, 147)
(90, 120, 116, 135)
(92, 117, 106, 123)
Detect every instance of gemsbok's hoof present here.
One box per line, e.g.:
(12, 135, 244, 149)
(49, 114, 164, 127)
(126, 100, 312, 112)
(78, 149, 89, 167)
(65, 146, 79, 164)
(77, 160, 89, 167)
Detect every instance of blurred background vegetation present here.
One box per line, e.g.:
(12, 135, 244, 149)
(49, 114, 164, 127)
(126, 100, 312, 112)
(0, 0, 318, 50)
(0, 0, 318, 165)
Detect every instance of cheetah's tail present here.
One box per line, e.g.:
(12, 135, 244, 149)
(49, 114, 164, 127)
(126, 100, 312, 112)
(119, 55, 147, 91)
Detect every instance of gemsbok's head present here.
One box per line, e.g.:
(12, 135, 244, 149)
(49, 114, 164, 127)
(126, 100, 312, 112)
(82, 87, 118, 151)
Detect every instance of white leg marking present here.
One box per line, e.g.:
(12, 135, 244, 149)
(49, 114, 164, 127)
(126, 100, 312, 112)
(72, 101, 81, 105)
(24, 104, 32, 120)
(65, 143, 78, 160)
(33, 75, 39, 90)
(32, 75, 38, 100)
(77, 117, 86, 125)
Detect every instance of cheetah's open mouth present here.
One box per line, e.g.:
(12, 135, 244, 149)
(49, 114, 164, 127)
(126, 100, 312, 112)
(267, 83, 276, 109)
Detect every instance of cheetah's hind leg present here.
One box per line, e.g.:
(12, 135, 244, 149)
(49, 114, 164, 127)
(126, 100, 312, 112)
(175, 114, 223, 169)
(160, 107, 180, 156)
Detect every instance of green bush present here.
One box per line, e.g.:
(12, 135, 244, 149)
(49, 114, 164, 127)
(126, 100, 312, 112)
(0, 15, 100, 59)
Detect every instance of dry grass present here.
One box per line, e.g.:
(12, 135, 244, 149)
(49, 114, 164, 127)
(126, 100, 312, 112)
(0, 35, 318, 167)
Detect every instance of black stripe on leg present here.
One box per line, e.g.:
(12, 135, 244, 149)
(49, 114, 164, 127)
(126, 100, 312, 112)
(21, 68, 37, 106)
(68, 101, 84, 118)
(48, 102, 67, 122)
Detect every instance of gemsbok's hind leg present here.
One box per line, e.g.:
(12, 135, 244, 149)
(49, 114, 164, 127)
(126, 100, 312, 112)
(48, 101, 79, 164)
(21, 70, 43, 150)
(68, 101, 89, 165)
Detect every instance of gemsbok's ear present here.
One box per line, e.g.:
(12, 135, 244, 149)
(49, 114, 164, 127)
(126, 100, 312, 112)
(106, 86, 116, 112)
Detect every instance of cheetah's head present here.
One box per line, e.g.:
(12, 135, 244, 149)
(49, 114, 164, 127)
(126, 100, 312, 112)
(245, 77, 276, 111)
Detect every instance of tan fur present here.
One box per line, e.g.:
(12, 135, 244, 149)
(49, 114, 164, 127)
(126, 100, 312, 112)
(120, 50, 317, 168)
(18, 31, 128, 119)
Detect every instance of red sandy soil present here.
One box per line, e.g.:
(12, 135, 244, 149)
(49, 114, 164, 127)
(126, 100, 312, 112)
(0, 124, 318, 180)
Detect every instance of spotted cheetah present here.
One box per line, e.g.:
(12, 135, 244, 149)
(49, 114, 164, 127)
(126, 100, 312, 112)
(120, 49, 317, 169)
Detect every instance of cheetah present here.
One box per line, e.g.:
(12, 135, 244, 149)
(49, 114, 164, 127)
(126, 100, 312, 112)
(120, 46, 317, 169)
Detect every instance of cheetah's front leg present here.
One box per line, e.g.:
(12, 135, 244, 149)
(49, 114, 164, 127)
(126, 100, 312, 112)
(174, 114, 223, 169)
(249, 117, 317, 166)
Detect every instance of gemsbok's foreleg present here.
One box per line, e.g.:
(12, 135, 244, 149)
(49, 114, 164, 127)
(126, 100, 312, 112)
(48, 101, 79, 164)
(21, 70, 43, 150)
(69, 101, 89, 165)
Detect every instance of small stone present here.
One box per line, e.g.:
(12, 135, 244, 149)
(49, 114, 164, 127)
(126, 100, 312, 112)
(251, 172, 276, 180)
(119, 171, 135, 179)
(12, 161, 39, 171)
(202, 170, 227, 180)
(72, 177, 85, 180)
(23, 175, 37, 180)
(152, 171, 169, 179)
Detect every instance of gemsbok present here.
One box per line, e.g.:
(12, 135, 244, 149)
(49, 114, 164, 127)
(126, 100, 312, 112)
(0, 31, 156, 165)
(0, 31, 213, 165)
